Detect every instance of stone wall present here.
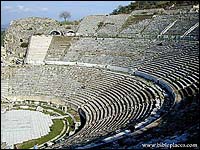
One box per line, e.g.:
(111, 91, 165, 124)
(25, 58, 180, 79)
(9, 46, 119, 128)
(3, 17, 76, 65)
(77, 14, 129, 36)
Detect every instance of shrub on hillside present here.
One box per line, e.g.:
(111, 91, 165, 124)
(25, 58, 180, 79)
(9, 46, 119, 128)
(97, 22, 104, 28)
(20, 42, 29, 48)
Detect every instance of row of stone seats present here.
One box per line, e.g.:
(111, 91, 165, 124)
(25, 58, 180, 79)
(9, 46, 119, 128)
(5, 41, 198, 148)
(1, 79, 9, 97)
(2, 64, 166, 148)
(119, 14, 173, 38)
(77, 14, 129, 36)
(45, 36, 75, 61)
(119, 12, 198, 39)
(61, 39, 197, 71)
(45, 43, 198, 148)
(1, 65, 104, 99)
(133, 40, 194, 68)
(77, 15, 106, 36)
(164, 13, 199, 36)
(75, 10, 198, 39)
(142, 14, 175, 37)
(119, 16, 152, 37)
(137, 41, 199, 100)
(96, 14, 129, 37)
(53, 74, 165, 147)
(188, 26, 199, 40)
(62, 41, 199, 149)
(47, 41, 199, 148)
(62, 37, 151, 67)
(47, 23, 198, 68)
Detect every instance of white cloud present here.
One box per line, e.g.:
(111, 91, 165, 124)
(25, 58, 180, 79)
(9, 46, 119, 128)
(17, 5, 24, 10)
(24, 8, 31, 12)
(16, 5, 32, 12)
(16, 5, 49, 12)
(40, 7, 49, 11)
(2, 5, 49, 13)
(2, 5, 13, 10)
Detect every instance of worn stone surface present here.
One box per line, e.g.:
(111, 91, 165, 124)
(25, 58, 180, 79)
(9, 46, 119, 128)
(1, 7, 199, 149)
(3, 17, 77, 65)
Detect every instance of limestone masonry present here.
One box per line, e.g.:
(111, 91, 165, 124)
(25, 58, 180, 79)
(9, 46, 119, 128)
(1, 5, 199, 149)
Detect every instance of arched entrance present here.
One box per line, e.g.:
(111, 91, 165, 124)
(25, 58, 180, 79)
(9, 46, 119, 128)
(49, 30, 62, 36)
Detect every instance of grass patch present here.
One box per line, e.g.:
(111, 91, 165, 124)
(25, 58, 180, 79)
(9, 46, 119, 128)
(67, 108, 77, 116)
(67, 108, 80, 122)
(43, 110, 56, 116)
(17, 119, 64, 149)
(74, 115, 80, 121)
(59, 21, 79, 26)
(66, 117, 74, 132)
(33, 33, 43, 35)
(67, 116, 74, 125)
(41, 105, 66, 116)
(12, 106, 35, 111)
(21, 108, 35, 111)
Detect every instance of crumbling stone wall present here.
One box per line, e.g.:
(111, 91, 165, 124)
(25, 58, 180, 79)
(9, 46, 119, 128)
(3, 17, 76, 65)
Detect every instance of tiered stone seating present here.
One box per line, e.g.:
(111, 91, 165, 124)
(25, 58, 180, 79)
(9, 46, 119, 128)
(119, 15, 152, 37)
(119, 12, 199, 39)
(45, 36, 75, 61)
(77, 14, 129, 37)
(66, 42, 198, 149)
(2, 65, 165, 148)
(3, 65, 106, 99)
(44, 13, 199, 69)
(164, 13, 199, 36)
(49, 76, 165, 148)
(136, 41, 199, 101)
(1, 79, 9, 97)
(186, 25, 199, 40)
(63, 37, 151, 67)
(77, 15, 106, 36)
(96, 14, 129, 37)
(119, 14, 175, 38)
(141, 14, 176, 37)
(2, 7, 199, 150)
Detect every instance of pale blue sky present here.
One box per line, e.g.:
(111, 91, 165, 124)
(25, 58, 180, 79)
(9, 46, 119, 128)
(1, 1, 133, 25)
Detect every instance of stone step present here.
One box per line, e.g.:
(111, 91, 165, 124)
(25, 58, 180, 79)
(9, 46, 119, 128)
(25, 35, 53, 65)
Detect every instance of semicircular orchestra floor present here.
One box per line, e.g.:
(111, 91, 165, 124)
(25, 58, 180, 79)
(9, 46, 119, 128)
(1, 110, 53, 146)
